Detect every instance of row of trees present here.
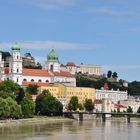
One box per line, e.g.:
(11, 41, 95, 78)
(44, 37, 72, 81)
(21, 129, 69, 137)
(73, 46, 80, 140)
(0, 80, 63, 119)
(67, 96, 94, 112)
(107, 71, 118, 79)
(76, 77, 127, 91)
(0, 81, 35, 119)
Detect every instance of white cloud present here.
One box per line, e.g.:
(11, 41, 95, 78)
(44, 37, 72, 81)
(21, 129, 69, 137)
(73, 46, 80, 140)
(22, 0, 83, 10)
(103, 65, 140, 72)
(86, 7, 134, 16)
(0, 40, 100, 50)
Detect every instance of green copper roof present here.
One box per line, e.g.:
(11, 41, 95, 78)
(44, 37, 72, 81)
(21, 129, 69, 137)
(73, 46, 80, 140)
(47, 49, 59, 60)
(11, 42, 20, 51)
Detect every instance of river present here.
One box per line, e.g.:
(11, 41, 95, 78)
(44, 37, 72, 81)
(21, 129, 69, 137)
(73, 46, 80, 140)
(0, 119, 140, 140)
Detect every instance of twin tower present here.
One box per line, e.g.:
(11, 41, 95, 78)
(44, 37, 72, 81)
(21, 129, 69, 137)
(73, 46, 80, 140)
(0, 43, 62, 85)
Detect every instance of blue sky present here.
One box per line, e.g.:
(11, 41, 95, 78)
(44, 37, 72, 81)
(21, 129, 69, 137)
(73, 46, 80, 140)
(0, 0, 140, 81)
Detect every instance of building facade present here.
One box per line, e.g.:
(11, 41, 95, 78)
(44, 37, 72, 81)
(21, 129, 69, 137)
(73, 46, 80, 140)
(40, 83, 96, 111)
(96, 89, 128, 104)
(0, 43, 76, 87)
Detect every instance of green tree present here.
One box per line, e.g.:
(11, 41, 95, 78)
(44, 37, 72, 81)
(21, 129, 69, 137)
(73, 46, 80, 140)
(84, 99, 94, 112)
(0, 97, 10, 119)
(36, 90, 63, 116)
(26, 85, 39, 95)
(20, 95, 35, 118)
(6, 97, 22, 119)
(16, 87, 25, 104)
(0, 80, 20, 98)
(127, 106, 133, 113)
(68, 96, 79, 111)
(107, 70, 112, 78)
(112, 72, 118, 79)
(78, 103, 84, 111)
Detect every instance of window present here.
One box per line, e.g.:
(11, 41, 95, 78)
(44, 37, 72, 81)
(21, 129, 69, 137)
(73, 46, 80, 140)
(23, 79, 27, 81)
(17, 78, 19, 83)
(31, 79, 34, 82)
(38, 79, 42, 82)
(17, 55, 19, 59)
(17, 68, 19, 73)
(50, 64, 53, 71)
(46, 80, 49, 82)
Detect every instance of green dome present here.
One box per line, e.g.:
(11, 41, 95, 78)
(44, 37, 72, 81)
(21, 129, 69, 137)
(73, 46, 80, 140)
(47, 49, 59, 61)
(12, 42, 20, 51)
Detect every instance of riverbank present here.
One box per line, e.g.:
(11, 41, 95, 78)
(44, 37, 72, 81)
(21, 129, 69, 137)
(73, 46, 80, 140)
(0, 116, 73, 127)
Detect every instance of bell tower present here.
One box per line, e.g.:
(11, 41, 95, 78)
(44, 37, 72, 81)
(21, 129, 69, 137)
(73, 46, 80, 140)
(45, 49, 60, 72)
(9, 43, 22, 85)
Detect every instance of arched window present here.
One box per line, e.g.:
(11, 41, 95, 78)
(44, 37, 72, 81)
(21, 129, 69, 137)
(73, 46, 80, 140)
(31, 79, 34, 82)
(38, 79, 42, 82)
(46, 80, 49, 83)
(23, 79, 27, 82)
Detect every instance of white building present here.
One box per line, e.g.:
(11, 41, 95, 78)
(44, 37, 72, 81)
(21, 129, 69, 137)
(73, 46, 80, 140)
(0, 43, 76, 87)
(96, 89, 128, 104)
(80, 63, 101, 75)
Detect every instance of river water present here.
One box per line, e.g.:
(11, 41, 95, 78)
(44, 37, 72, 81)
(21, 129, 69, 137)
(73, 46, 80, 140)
(0, 119, 140, 140)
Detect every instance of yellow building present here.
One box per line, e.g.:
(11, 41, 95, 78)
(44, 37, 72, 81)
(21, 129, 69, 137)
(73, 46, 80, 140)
(40, 83, 96, 110)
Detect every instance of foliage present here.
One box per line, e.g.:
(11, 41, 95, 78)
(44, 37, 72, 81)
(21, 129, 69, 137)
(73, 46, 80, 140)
(26, 85, 39, 95)
(107, 70, 112, 78)
(36, 90, 63, 116)
(16, 87, 25, 104)
(84, 99, 94, 112)
(128, 81, 140, 95)
(112, 72, 118, 79)
(78, 103, 84, 111)
(0, 98, 10, 119)
(68, 96, 79, 111)
(0, 80, 20, 97)
(76, 76, 127, 91)
(127, 106, 133, 113)
(6, 97, 22, 119)
(0, 97, 22, 119)
(20, 95, 35, 118)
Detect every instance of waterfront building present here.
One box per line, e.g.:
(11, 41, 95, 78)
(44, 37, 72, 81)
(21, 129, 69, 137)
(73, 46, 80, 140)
(96, 89, 128, 104)
(40, 83, 96, 111)
(120, 96, 140, 113)
(0, 43, 76, 87)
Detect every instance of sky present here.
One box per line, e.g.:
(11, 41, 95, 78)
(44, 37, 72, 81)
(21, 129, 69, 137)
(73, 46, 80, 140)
(0, 0, 140, 82)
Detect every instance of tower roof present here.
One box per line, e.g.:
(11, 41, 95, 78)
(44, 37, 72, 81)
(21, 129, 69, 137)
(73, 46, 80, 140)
(12, 42, 20, 51)
(47, 49, 59, 61)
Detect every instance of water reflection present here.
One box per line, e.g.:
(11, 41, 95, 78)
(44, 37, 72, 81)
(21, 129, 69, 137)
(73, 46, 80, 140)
(0, 119, 140, 140)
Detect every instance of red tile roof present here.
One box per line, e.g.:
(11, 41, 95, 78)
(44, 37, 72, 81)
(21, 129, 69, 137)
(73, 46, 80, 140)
(53, 71, 75, 77)
(22, 69, 50, 77)
(22, 81, 49, 87)
(66, 62, 76, 67)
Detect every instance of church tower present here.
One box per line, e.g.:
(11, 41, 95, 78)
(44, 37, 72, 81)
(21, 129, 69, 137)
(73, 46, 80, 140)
(45, 49, 60, 72)
(9, 43, 22, 85)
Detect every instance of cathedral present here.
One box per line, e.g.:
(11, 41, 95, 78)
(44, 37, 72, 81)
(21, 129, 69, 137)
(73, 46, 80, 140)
(0, 43, 76, 87)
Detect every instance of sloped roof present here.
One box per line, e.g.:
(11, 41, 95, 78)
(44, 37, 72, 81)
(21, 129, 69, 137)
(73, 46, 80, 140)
(53, 71, 75, 77)
(66, 62, 76, 67)
(22, 69, 51, 77)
